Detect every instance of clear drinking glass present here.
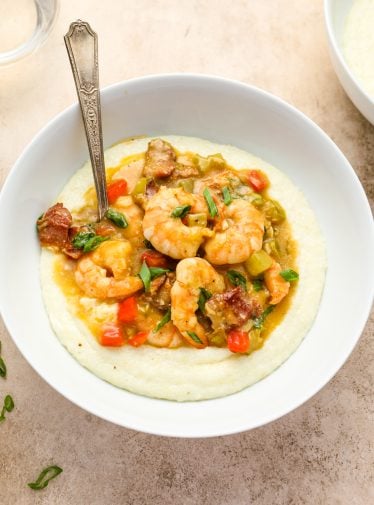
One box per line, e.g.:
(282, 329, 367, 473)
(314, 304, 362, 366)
(0, 0, 59, 65)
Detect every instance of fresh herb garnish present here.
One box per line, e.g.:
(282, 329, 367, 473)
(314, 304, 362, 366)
(280, 269, 299, 282)
(28, 466, 63, 490)
(154, 309, 171, 332)
(72, 230, 95, 249)
(222, 186, 232, 206)
(0, 394, 14, 422)
(187, 331, 203, 345)
(227, 270, 247, 291)
(252, 279, 263, 292)
(82, 235, 109, 253)
(253, 305, 274, 329)
(0, 357, 6, 378)
(0, 341, 6, 379)
(139, 261, 151, 291)
(198, 288, 212, 314)
(105, 208, 128, 228)
(171, 205, 191, 218)
(203, 188, 218, 217)
(149, 267, 170, 279)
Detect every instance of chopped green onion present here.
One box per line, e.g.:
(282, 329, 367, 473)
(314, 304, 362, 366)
(227, 270, 247, 291)
(0, 357, 6, 378)
(171, 205, 191, 218)
(0, 394, 14, 422)
(28, 466, 63, 490)
(222, 186, 232, 206)
(280, 269, 299, 282)
(139, 261, 151, 292)
(198, 288, 212, 314)
(72, 231, 96, 249)
(105, 208, 128, 228)
(82, 235, 109, 253)
(149, 267, 170, 279)
(187, 331, 203, 345)
(203, 188, 218, 217)
(252, 279, 263, 292)
(253, 305, 274, 329)
(154, 309, 171, 332)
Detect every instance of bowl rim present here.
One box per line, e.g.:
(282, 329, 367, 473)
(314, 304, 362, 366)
(324, 0, 374, 106)
(1, 73, 373, 437)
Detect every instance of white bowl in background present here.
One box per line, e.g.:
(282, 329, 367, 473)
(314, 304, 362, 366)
(0, 74, 373, 437)
(324, 0, 374, 124)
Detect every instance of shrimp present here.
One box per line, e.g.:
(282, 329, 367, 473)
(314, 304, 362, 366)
(171, 258, 225, 348)
(147, 321, 184, 348)
(75, 239, 143, 299)
(204, 199, 265, 265)
(142, 187, 213, 259)
(112, 195, 144, 242)
(264, 260, 290, 304)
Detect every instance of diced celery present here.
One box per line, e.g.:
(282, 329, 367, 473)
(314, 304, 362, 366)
(263, 199, 286, 224)
(196, 153, 225, 174)
(245, 250, 273, 276)
(263, 239, 280, 257)
(132, 177, 147, 195)
(178, 178, 195, 193)
(186, 213, 207, 227)
(209, 332, 227, 347)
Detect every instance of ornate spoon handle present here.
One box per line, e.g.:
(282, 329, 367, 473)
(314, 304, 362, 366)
(64, 20, 108, 221)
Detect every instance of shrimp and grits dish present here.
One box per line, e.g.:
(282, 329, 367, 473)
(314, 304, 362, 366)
(37, 135, 325, 401)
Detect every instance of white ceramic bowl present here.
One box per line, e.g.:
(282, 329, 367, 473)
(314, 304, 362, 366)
(324, 0, 374, 124)
(0, 74, 373, 437)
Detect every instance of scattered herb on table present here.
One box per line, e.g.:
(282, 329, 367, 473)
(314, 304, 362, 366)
(0, 394, 14, 422)
(28, 465, 63, 490)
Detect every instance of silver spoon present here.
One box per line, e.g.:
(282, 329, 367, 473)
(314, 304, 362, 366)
(64, 20, 108, 221)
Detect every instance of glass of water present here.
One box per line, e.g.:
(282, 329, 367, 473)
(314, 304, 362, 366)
(0, 0, 59, 65)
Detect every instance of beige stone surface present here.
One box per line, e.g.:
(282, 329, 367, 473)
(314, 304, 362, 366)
(0, 0, 373, 503)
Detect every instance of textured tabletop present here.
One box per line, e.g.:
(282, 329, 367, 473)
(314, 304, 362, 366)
(0, 1, 373, 503)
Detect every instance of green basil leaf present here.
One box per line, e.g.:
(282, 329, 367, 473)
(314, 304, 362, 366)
(222, 186, 232, 206)
(154, 309, 171, 332)
(72, 231, 96, 249)
(227, 270, 247, 291)
(280, 269, 299, 282)
(187, 331, 203, 345)
(252, 279, 263, 292)
(0, 394, 14, 422)
(203, 188, 218, 217)
(4, 395, 14, 412)
(170, 205, 191, 218)
(28, 465, 63, 491)
(197, 288, 212, 314)
(139, 262, 151, 292)
(253, 305, 274, 329)
(82, 235, 109, 253)
(149, 267, 170, 280)
(0, 356, 6, 378)
(105, 208, 128, 228)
